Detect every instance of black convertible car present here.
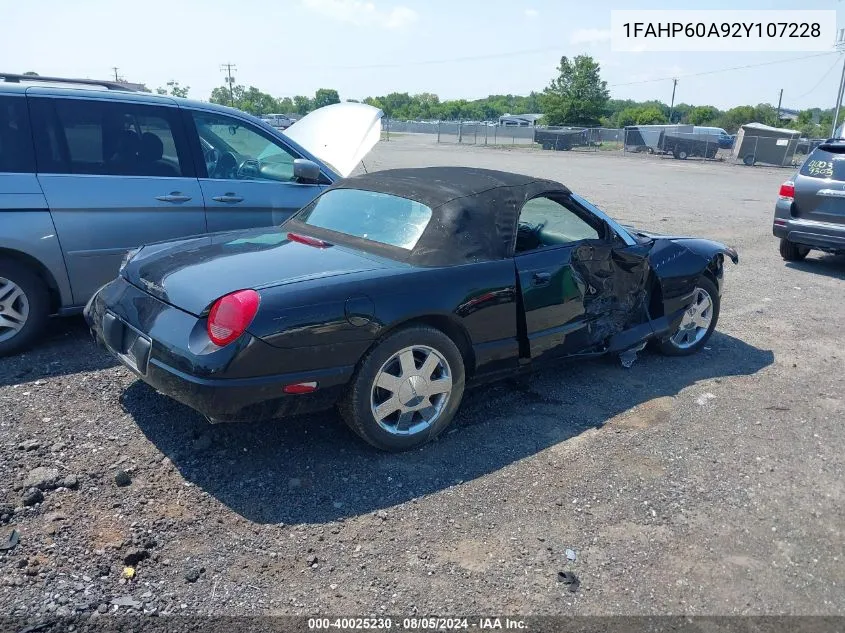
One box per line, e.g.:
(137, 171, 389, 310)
(86, 167, 738, 451)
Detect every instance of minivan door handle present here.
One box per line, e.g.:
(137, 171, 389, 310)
(211, 193, 245, 204)
(156, 192, 192, 203)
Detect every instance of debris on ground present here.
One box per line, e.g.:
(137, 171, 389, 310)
(0, 529, 20, 551)
(111, 596, 142, 608)
(122, 566, 136, 580)
(565, 548, 577, 562)
(184, 567, 204, 583)
(123, 549, 150, 566)
(619, 342, 647, 369)
(557, 571, 581, 593)
(114, 470, 132, 487)
(21, 488, 43, 507)
(24, 467, 60, 490)
(696, 392, 716, 406)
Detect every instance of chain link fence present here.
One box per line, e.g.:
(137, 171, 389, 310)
(383, 119, 813, 168)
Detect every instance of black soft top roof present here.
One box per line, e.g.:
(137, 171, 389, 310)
(296, 167, 570, 266)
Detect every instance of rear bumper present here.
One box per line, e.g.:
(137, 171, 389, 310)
(85, 278, 353, 421)
(773, 213, 845, 252)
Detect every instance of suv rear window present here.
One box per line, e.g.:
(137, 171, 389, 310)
(799, 146, 845, 180)
(0, 96, 35, 173)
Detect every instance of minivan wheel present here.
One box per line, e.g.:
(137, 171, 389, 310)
(779, 238, 810, 261)
(339, 326, 465, 452)
(0, 259, 50, 357)
(658, 276, 720, 357)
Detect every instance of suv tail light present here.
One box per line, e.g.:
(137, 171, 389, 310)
(779, 181, 795, 201)
(207, 289, 260, 347)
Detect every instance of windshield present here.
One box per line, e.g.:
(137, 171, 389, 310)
(297, 188, 432, 250)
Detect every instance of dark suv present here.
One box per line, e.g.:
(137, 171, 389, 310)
(774, 140, 845, 261)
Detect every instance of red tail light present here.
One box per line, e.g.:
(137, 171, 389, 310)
(779, 181, 795, 201)
(207, 289, 260, 347)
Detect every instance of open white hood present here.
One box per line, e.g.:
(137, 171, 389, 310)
(283, 102, 383, 178)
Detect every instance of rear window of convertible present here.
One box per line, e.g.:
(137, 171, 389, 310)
(298, 189, 432, 250)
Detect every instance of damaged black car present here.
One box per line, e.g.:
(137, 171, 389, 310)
(85, 167, 738, 451)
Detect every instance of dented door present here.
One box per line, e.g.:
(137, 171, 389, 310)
(515, 241, 650, 361)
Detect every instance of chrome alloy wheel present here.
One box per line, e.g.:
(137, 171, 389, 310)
(370, 345, 453, 436)
(0, 277, 29, 343)
(669, 287, 713, 350)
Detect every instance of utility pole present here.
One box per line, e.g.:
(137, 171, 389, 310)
(831, 29, 845, 138)
(220, 63, 237, 106)
(668, 78, 678, 123)
(776, 88, 783, 122)
(111, 67, 119, 82)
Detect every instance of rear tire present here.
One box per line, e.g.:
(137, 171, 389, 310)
(0, 259, 51, 357)
(779, 238, 810, 261)
(339, 326, 465, 452)
(658, 276, 720, 357)
(743, 154, 756, 166)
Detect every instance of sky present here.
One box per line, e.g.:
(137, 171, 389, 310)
(3, 0, 845, 111)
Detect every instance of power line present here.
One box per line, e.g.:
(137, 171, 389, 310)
(793, 56, 842, 100)
(609, 51, 838, 87)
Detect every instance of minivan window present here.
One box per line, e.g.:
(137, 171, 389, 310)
(799, 147, 845, 180)
(29, 98, 190, 177)
(191, 112, 299, 182)
(0, 96, 35, 173)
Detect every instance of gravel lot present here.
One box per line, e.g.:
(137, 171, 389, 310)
(1, 136, 843, 621)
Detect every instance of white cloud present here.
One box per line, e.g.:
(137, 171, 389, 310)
(525, 8, 539, 18)
(301, 0, 418, 29)
(569, 28, 611, 46)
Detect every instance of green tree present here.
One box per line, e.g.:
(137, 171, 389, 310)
(539, 55, 609, 126)
(615, 106, 667, 127)
(156, 80, 189, 98)
(716, 105, 756, 133)
(313, 88, 340, 109)
(687, 105, 720, 126)
(293, 95, 312, 115)
(276, 96, 295, 113)
(23, 71, 39, 76)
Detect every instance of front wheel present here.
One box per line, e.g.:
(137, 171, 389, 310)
(658, 276, 720, 357)
(339, 326, 466, 451)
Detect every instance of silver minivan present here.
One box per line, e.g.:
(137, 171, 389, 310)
(0, 74, 382, 355)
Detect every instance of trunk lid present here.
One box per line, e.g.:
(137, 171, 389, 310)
(283, 102, 383, 178)
(122, 227, 389, 315)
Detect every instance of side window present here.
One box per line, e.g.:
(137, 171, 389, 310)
(191, 112, 299, 183)
(0, 96, 35, 173)
(516, 196, 601, 253)
(30, 98, 190, 177)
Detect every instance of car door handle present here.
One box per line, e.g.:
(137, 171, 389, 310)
(532, 272, 551, 286)
(211, 194, 245, 204)
(156, 192, 192, 203)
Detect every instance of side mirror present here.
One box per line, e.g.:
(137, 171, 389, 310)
(293, 158, 320, 184)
